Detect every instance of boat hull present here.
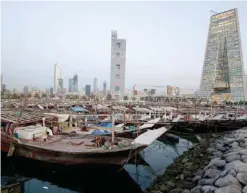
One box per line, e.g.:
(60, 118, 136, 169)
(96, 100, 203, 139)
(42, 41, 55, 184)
(1, 134, 11, 153)
(6, 142, 147, 165)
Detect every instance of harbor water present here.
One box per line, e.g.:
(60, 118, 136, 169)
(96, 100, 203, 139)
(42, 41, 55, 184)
(1, 135, 194, 193)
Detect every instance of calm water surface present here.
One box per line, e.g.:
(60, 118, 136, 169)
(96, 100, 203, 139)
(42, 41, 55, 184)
(1, 135, 195, 193)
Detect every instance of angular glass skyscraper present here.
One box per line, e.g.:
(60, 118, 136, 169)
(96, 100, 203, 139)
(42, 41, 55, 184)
(200, 9, 246, 101)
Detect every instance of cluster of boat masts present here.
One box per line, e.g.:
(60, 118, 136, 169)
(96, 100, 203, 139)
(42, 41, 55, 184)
(1, 99, 247, 166)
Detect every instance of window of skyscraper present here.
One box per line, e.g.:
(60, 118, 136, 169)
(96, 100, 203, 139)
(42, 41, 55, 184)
(116, 43, 121, 48)
(116, 53, 120, 57)
(116, 64, 120, 69)
(116, 74, 120, 79)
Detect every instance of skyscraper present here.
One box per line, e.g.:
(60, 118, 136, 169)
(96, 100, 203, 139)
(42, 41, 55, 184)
(85, 85, 91, 96)
(73, 74, 78, 93)
(93, 78, 98, 93)
(58, 78, 63, 89)
(69, 78, 73, 93)
(54, 63, 61, 93)
(110, 30, 126, 96)
(50, 87, 54, 95)
(200, 9, 246, 101)
(103, 81, 107, 96)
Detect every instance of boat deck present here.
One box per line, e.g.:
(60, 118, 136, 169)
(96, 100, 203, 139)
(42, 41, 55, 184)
(63, 126, 122, 135)
(17, 135, 99, 153)
(16, 134, 134, 153)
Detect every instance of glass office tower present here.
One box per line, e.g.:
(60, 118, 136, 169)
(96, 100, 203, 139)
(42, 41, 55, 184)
(200, 9, 246, 101)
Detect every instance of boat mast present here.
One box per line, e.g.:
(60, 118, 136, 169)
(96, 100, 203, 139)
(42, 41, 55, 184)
(112, 112, 115, 143)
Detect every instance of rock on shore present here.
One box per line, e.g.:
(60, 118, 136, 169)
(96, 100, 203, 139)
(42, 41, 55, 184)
(146, 128, 247, 193)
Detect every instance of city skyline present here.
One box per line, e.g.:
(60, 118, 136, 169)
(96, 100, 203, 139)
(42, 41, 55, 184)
(2, 2, 247, 92)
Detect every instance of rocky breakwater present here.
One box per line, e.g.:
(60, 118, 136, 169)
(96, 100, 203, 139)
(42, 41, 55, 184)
(146, 128, 247, 193)
(191, 128, 247, 193)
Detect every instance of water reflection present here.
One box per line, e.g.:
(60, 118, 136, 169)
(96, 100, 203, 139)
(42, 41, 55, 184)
(1, 134, 195, 193)
(2, 154, 142, 193)
(124, 137, 193, 190)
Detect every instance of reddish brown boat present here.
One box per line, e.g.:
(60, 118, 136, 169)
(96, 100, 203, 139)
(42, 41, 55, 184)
(3, 133, 147, 165)
(1, 110, 167, 165)
(1, 126, 167, 165)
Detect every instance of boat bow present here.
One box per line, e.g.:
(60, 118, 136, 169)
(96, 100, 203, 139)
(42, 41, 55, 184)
(132, 127, 168, 146)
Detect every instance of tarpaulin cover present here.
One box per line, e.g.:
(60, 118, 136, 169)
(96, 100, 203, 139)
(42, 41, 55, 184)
(91, 129, 110, 135)
(99, 122, 112, 128)
(71, 106, 88, 113)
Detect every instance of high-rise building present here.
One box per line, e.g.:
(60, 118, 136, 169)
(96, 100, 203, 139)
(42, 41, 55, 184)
(58, 78, 63, 89)
(54, 63, 61, 93)
(73, 74, 78, 93)
(103, 81, 107, 96)
(50, 87, 54, 95)
(69, 78, 73, 93)
(150, 89, 156, 95)
(200, 9, 246, 101)
(110, 30, 126, 96)
(85, 85, 91, 96)
(93, 78, 98, 93)
(2, 84, 6, 92)
(23, 86, 29, 95)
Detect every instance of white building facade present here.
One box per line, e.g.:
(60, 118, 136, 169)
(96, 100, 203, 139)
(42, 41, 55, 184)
(54, 63, 61, 94)
(110, 30, 126, 96)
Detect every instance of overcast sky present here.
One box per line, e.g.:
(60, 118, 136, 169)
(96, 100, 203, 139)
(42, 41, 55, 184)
(1, 1, 247, 92)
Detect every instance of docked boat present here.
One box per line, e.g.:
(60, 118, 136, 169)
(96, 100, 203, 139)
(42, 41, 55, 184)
(64, 117, 163, 139)
(1, 123, 167, 165)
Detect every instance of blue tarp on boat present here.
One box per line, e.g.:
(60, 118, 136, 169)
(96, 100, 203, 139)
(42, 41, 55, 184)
(91, 129, 110, 135)
(99, 122, 112, 128)
(71, 106, 88, 113)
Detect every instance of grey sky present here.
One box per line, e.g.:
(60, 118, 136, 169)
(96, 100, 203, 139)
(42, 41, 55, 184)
(1, 1, 247, 93)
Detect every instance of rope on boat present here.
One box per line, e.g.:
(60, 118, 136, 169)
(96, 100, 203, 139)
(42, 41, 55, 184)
(116, 144, 134, 173)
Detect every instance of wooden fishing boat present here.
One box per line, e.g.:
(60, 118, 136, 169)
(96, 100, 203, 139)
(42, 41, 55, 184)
(1, 124, 167, 165)
(63, 117, 163, 139)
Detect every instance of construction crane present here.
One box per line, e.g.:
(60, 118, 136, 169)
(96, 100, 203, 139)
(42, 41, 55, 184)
(210, 10, 218, 14)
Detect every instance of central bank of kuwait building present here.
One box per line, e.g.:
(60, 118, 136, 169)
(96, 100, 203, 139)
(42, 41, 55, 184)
(200, 9, 246, 101)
